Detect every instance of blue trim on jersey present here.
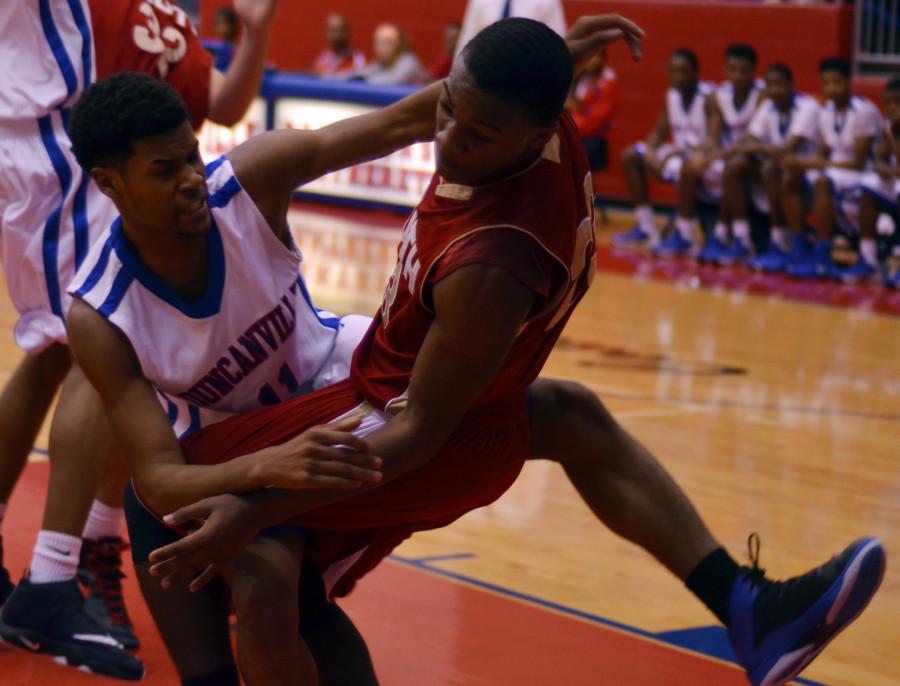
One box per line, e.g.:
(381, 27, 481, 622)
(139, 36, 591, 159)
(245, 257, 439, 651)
(98, 266, 135, 318)
(72, 172, 91, 270)
(295, 276, 339, 330)
(38, 114, 73, 318)
(66, 0, 92, 91)
(209, 176, 241, 208)
(184, 404, 201, 438)
(39, 0, 78, 100)
(74, 234, 114, 297)
(110, 217, 226, 319)
(157, 390, 180, 426)
(205, 155, 228, 178)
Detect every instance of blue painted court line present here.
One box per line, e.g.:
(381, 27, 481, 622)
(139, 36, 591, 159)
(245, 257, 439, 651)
(30, 447, 48, 456)
(389, 552, 824, 686)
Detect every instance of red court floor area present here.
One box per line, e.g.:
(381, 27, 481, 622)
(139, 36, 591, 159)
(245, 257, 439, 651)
(1, 462, 755, 685)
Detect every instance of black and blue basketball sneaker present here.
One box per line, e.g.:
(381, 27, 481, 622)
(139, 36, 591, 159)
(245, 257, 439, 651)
(729, 534, 885, 686)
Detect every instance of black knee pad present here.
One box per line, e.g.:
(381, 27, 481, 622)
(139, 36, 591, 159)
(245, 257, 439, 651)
(123, 481, 181, 564)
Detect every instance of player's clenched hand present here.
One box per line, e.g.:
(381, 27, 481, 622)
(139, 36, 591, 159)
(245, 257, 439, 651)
(233, 0, 279, 35)
(565, 14, 645, 72)
(149, 493, 258, 591)
(254, 416, 383, 490)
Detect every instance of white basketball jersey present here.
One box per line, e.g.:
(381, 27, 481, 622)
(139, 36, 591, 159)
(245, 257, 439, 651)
(0, 0, 95, 121)
(69, 157, 340, 436)
(819, 95, 882, 164)
(748, 92, 821, 150)
(666, 82, 714, 149)
(715, 80, 764, 146)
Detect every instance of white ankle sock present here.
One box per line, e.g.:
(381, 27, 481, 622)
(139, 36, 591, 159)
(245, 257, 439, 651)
(675, 217, 696, 242)
(82, 499, 124, 542)
(635, 204, 654, 227)
(860, 238, 878, 266)
(30, 530, 81, 584)
(713, 221, 729, 242)
(771, 227, 788, 250)
(733, 219, 751, 246)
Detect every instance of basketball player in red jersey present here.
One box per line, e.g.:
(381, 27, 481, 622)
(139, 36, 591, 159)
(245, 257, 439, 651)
(87, 18, 882, 686)
(0, 0, 277, 678)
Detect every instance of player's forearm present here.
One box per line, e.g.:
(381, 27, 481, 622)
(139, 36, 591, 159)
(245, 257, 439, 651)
(208, 28, 271, 126)
(136, 453, 266, 516)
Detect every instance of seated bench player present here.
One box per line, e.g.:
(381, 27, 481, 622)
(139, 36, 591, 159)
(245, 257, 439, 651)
(80, 20, 885, 686)
(616, 48, 712, 248)
(715, 64, 821, 268)
(657, 44, 764, 260)
(849, 76, 900, 284)
(779, 57, 882, 279)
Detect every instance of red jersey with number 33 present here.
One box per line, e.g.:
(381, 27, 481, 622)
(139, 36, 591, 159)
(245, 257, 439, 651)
(351, 112, 595, 413)
(89, 0, 212, 128)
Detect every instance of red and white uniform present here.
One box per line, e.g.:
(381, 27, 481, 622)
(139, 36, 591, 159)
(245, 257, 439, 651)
(179, 113, 596, 597)
(313, 49, 366, 79)
(0, 0, 211, 353)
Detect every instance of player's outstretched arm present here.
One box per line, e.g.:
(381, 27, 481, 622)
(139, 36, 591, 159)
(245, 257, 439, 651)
(226, 81, 442, 235)
(207, 0, 279, 126)
(148, 264, 537, 588)
(66, 299, 382, 516)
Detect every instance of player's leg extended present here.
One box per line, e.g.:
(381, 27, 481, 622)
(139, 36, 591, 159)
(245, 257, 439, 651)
(125, 484, 240, 686)
(0, 344, 70, 603)
(42, 365, 109, 535)
(615, 145, 658, 247)
(298, 558, 379, 686)
(715, 154, 755, 265)
(811, 174, 837, 242)
(527, 378, 885, 686)
(527, 378, 718, 579)
(0, 344, 70, 505)
(222, 529, 318, 686)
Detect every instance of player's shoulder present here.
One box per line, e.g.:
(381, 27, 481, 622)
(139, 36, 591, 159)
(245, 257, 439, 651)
(205, 155, 240, 197)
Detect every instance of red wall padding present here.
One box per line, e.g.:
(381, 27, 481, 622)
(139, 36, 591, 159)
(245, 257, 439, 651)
(201, 1, 855, 202)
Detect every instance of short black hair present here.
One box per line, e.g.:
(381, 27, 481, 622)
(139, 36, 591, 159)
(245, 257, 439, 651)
(670, 48, 699, 72)
(885, 75, 900, 94)
(461, 18, 573, 127)
(726, 43, 757, 66)
(766, 63, 793, 82)
(70, 71, 189, 171)
(215, 6, 238, 26)
(819, 57, 851, 78)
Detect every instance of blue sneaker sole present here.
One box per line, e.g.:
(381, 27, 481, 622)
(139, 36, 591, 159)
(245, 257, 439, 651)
(0, 619, 144, 681)
(752, 538, 886, 686)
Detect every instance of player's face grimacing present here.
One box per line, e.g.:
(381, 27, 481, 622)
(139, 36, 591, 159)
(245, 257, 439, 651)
(820, 70, 851, 108)
(725, 56, 755, 95)
(764, 71, 792, 111)
(668, 56, 696, 93)
(97, 120, 210, 239)
(435, 63, 556, 186)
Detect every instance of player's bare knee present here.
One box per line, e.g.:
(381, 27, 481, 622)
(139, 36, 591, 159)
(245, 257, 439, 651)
(812, 175, 832, 199)
(232, 569, 297, 634)
(621, 146, 640, 170)
(724, 156, 748, 181)
(530, 379, 617, 460)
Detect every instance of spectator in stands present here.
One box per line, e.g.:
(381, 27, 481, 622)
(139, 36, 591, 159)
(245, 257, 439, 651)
(314, 13, 366, 79)
(432, 22, 462, 80)
(212, 5, 238, 71)
(779, 57, 881, 279)
(657, 44, 763, 259)
(567, 47, 617, 172)
(851, 77, 900, 284)
(362, 23, 429, 86)
(615, 49, 712, 248)
(455, 0, 566, 58)
(718, 64, 821, 269)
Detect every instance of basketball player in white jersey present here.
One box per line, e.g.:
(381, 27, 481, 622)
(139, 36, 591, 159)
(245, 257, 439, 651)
(715, 64, 821, 268)
(850, 77, 900, 284)
(655, 44, 763, 259)
(779, 57, 882, 279)
(0, 0, 278, 678)
(616, 49, 712, 247)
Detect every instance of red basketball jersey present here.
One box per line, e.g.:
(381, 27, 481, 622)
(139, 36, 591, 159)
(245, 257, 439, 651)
(351, 113, 596, 412)
(89, 0, 212, 128)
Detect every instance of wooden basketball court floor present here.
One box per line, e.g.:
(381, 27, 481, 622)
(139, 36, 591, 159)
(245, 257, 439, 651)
(0, 204, 897, 685)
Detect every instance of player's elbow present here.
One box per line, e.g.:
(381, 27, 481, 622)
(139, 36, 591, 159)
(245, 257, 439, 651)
(132, 468, 179, 519)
